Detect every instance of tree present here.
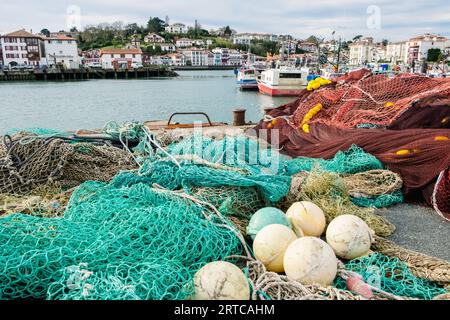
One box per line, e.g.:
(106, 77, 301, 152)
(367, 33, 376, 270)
(382, 39, 388, 46)
(70, 26, 79, 33)
(147, 17, 165, 33)
(427, 48, 442, 62)
(305, 35, 320, 45)
(223, 26, 232, 38)
(40, 28, 50, 37)
(352, 35, 363, 42)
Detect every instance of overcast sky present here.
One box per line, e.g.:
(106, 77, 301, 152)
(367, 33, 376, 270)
(1, 0, 449, 41)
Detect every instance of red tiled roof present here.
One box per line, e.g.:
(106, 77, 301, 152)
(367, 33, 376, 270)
(44, 35, 76, 41)
(100, 48, 142, 55)
(2, 29, 40, 38)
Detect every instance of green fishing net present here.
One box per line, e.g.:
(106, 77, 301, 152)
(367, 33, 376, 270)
(0, 175, 243, 300)
(283, 144, 384, 176)
(335, 253, 448, 300)
(351, 190, 404, 208)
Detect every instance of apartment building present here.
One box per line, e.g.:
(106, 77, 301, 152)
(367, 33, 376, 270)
(232, 33, 278, 45)
(144, 33, 165, 43)
(0, 29, 45, 67)
(407, 34, 449, 64)
(348, 37, 375, 65)
(165, 23, 187, 34)
(43, 35, 80, 69)
(386, 41, 409, 64)
(176, 38, 193, 48)
(100, 48, 143, 70)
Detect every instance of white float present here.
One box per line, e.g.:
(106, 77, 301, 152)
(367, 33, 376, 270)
(253, 224, 298, 273)
(283, 237, 338, 286)
(325, 214, 373, 259)
(193, 261, 250, 300)
(286, 201, 326, 237)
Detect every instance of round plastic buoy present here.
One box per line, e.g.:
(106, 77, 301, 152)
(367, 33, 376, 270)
(246, 207, 291, 240)
(286, 201, 326, 237)
(326, 215, 373, 259)
(193, 261, 250, 300)
(253, 224, 297, 273)
(283, 237, 337, 286)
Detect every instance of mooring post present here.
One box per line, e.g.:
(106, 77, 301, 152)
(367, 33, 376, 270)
(233, 108, 247, 126)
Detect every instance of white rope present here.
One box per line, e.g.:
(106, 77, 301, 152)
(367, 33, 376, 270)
(431, 170, 449, 222)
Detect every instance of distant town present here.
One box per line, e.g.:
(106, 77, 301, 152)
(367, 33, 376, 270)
(1, 16, 450, 75)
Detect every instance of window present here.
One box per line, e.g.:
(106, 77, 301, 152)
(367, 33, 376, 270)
(120, 54, 125, 58)
(279, 73, 302, 79)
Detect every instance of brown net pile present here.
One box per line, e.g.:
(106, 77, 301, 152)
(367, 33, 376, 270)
(282, 169, 396, 237)
(292, 70, 450, 129)
(0, 184, 73, 218)
(342, 169, 403, 197)
(0, 133, 137, 195)
(432, 168, 450, 221)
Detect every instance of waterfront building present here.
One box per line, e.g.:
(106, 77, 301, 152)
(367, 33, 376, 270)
(386, 42, 409, 65)
(43, 34, 80, 69)
(166, 53, 186, 66)
(212, 48, 229, 65)
(100, 48, 143, 70)
(0, 29, 45, 67)
(228, 50, 242, 66)
(176, 38, 193, 48)
(144, 33, 165, 43)
(232, 33, 278, 45)
(298, 41, 317, 53)
(407, 34, 449, 65)
(165, 23, 187, 34)
(147, 42, 176, 52)
(348, 37, 375, 65)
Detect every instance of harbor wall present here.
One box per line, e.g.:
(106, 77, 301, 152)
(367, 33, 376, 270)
(0, 68, 177, 81)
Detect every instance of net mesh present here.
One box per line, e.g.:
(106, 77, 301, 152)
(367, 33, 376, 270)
(0, 133, 137, 194)
(0, 176, 243, 300)
(292, 73, 450, 129)
(1, 129, 434, 300)
(432, 168, 450, 221)
(335, 253, 448, 300)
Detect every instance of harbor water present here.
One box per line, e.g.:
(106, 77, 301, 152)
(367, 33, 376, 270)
(0, 70, 294, 134)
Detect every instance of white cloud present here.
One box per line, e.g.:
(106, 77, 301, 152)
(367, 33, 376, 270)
(0, 0, 449, 41)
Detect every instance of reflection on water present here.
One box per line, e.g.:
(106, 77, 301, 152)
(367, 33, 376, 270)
(0, 70, 295, 133)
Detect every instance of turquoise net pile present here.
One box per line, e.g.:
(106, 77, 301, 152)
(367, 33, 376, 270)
(164, 136, 403, 208)
(0, 129, 413, 300)
(0, 177, 243, 300)
(335, 253, 448, 300)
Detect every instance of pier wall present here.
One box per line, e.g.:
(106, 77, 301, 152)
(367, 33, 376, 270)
(0, 68, 177, 81)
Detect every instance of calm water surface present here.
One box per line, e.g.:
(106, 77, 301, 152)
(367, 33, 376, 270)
(0, 70, 294, 134)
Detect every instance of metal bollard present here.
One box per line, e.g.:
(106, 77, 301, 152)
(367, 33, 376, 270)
(233, 108, 247, 126)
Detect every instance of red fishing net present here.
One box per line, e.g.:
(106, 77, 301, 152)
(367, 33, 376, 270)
(290, 69, 450, 129)
(432, 168, 450, 221)
(255, 70, 450, 209)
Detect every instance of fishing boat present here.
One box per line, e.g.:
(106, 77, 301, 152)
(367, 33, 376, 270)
(257, 68, 308, 96)
(236, 68, 259, 90)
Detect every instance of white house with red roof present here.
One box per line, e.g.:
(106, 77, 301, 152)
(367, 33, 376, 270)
(0, 29, 45, 67)
(43, 34, 80, 69)
(100, 48, 143, 70)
